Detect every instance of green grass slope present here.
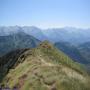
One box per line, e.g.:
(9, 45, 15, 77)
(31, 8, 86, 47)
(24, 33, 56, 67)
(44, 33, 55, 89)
(0, 41, 90, 90)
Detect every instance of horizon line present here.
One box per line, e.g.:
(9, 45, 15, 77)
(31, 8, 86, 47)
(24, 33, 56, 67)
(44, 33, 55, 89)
(0, 25, 90, 30)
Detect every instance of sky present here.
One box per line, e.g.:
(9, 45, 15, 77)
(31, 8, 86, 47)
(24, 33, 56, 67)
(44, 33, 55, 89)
(0, 0, 90, 28)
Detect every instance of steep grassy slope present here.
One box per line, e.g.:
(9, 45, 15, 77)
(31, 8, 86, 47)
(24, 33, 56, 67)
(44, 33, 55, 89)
(78, 42, 90, 63)
(54, 42, 87, 64)
(0, 41, 90, 90)
(78, 42, 90, 72)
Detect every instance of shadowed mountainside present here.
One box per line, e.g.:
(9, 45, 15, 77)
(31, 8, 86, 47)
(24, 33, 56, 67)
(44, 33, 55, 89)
(0, 31, 40, 56)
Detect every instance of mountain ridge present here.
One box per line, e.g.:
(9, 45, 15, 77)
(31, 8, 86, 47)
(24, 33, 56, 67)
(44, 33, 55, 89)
(0, 41, 90, 90)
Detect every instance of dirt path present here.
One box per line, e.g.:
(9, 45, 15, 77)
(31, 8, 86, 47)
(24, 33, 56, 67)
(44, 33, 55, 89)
(38, 56, 55, 66)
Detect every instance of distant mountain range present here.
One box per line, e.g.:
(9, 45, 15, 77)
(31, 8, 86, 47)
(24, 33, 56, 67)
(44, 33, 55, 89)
(43, 27, 90, 44)
(0, 26, 47, 41)
(0, 26, 90, 44)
